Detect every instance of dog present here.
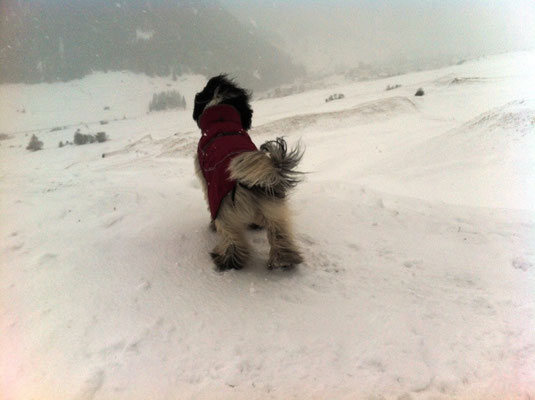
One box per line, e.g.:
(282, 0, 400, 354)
(193, 74, 304, 271)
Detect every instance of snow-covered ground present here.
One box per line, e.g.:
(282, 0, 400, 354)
(1, 52, 534, 400)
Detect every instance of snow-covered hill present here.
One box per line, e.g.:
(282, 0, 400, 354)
(1, 52, 534, 399)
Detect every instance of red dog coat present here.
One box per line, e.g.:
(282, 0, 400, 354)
(197, 104, 257, 219)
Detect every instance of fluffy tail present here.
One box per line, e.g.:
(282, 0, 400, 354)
(229, 137, 304, 197)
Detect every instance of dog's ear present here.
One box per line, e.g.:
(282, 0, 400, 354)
(192, 92, 207, 124)
(225, 94, 253, 130)
(193, 75, 226, 124)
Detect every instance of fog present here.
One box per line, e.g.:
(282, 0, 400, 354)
(0, 0, 533, 89)
(222, 0, 535, 74)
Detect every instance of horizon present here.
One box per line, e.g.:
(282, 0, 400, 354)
(221, 0, 535, 73)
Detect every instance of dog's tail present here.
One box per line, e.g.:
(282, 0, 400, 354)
(229, 137, 304, 197)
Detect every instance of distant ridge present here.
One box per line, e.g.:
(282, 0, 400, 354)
(0, 0, 304, 91)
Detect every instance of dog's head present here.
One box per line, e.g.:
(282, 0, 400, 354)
(192, 74, 253, 130)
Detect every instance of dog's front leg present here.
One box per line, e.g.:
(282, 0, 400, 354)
(194, 156, 214, 231)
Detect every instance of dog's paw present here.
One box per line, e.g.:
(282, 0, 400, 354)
(267, 262, 296, 271)
(210, 251, 245, 272)
(268, 250, 303, 271)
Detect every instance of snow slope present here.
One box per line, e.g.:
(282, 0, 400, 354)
(1, 52, 534, 399)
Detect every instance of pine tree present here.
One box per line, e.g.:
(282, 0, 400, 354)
(26, 135, 43, 151)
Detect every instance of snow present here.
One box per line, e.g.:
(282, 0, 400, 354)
(1, 52, 535, 399)
(135, 29, 155, 41)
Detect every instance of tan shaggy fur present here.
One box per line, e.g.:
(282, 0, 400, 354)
(195, 153, 303, 270)
(228, 151, 280, 189)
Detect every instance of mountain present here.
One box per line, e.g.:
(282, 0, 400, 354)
(0, 0, 304, 90)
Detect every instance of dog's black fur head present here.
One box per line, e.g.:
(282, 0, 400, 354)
(192, 74, 253, 130)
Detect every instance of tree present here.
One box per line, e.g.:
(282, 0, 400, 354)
(96, 132, 108, 143)
(74, 132, 89, 145)
(27, 134, 43, 151)
(148, 90, 187, 112)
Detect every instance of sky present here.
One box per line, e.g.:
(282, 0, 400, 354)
(221, 0, 535, 73)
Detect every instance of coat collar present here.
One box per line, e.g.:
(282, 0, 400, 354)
(198, 104, 243, 133)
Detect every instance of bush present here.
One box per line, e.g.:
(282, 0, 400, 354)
(72, 130, 107, 145)
(96, 132, 108, 143)
(149, 90, 186, 112)
(74, 132, 89, 145)
(325, 93, 345, 103)
(415, 88, 425, 96)
(59, 141, 64, 148)
(26, 134, 43, 151)
(386, 84, 401, 91)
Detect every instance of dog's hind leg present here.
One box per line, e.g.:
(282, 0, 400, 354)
(211, 222, 249, 271)
(210, 204, 250, 271)
(261, 200, 303, 270)
(267, 226, 303, 270)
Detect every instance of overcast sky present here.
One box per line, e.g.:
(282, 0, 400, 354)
(221, 0, 535, 73)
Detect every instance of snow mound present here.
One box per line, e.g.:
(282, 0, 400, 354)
(253, 96, 417, 134)
(432, 74, 496, 87)
(412, 99, 534, 159)
(361, 100, 535, 209)
(464, 99, 534, 137)
(102, 131, 198, 160)
(448, 76, 495, 86)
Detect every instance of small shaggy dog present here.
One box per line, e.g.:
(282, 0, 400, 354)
(193, 75, 304, 271)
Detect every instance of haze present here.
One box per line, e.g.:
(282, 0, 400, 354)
(222, 0, 535, 74)
(1, 0, 534, 89)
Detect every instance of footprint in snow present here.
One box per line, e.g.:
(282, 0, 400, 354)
(298, 233, 315, 246)
(305, 252, 344, 274)
(74, 370, 105, 400)
(38, 253, 58, 266)
(104, 214, 124, 228)
(347, 242, 361, 252)
(402, 259, 423, 269)
(377, 247, 395, 259)
(512, 257, 533, 271)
